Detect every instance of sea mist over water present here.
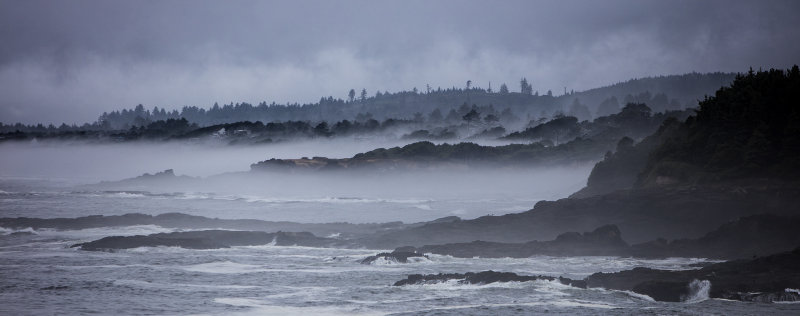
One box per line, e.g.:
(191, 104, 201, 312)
(0, 139, 594, 222)
(0, 138, 535, 181)
(0, 139, 417, 182)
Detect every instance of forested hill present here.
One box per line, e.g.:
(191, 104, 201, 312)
(574, 66, 800, 197)
(571, 72, 735, 116)
(39, 72, 733, 131)
(638, 66, 800, 183)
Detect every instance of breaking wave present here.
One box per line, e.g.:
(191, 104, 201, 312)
(683, 279, 711, 303)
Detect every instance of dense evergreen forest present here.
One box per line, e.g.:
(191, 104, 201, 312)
(575, 66, 800, 198)
(640, 66, 800, 182)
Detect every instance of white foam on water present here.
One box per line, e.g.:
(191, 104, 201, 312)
(237, 265, 419, 274)
(114, 279, 259, 290)
(181, 261, 264, 274)
(366, 257, 398, 265)
(108, 192, 147, 198)
(171, 193, 431, 206)
(125, 246, 202, 254)
(405, 256, 431, 264)
(212, 298, 383, 316)
(402, 299, 617, 313)
(621, 290, 656, 302)
(429, 255, 721, 280)
(366, 256, 431, 265)
(531, 279, 573, 297)
(407, 279, 541, 291)
(587, 286, 657, 302)
(683, 279, 711, 303)
(549, 299, 617, 309)
(55, 264, 157, 270)
(0, 227, 36, 235)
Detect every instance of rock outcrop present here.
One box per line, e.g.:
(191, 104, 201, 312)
(392, 270, 586, 288)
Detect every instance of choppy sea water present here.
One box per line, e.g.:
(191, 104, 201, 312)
(0, 177, 569, 223)
(2, 180, 800, 315)
(3, 228, 800, 315)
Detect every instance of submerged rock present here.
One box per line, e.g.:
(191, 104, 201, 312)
(359, 251, 429, 264)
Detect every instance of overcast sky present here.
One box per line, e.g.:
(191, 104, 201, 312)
(1, 0, 798, 124)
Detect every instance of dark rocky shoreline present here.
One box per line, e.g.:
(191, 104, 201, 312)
(398, 214, 800, 260)
(393, 247, 800, 303)
(392, 270, 587, 288)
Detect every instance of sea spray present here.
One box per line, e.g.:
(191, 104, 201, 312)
(682, 279, 711, 303)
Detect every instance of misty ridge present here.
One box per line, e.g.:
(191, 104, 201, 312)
(0, 73, 722, 201)
(0, 72, 733, 146)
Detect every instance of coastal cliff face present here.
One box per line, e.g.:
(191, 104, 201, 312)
(359, 181, 800, 249)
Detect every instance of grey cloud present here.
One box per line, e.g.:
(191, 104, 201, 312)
(0, 0, 798, 124)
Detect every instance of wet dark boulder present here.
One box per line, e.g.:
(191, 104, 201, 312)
(359, 251, 429, 264)
(393, 270, 585, 288)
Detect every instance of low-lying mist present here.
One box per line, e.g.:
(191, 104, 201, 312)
(0, 139, 596, 222)
(0, 138, 541, 182)
(0, 139, 410, 182)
